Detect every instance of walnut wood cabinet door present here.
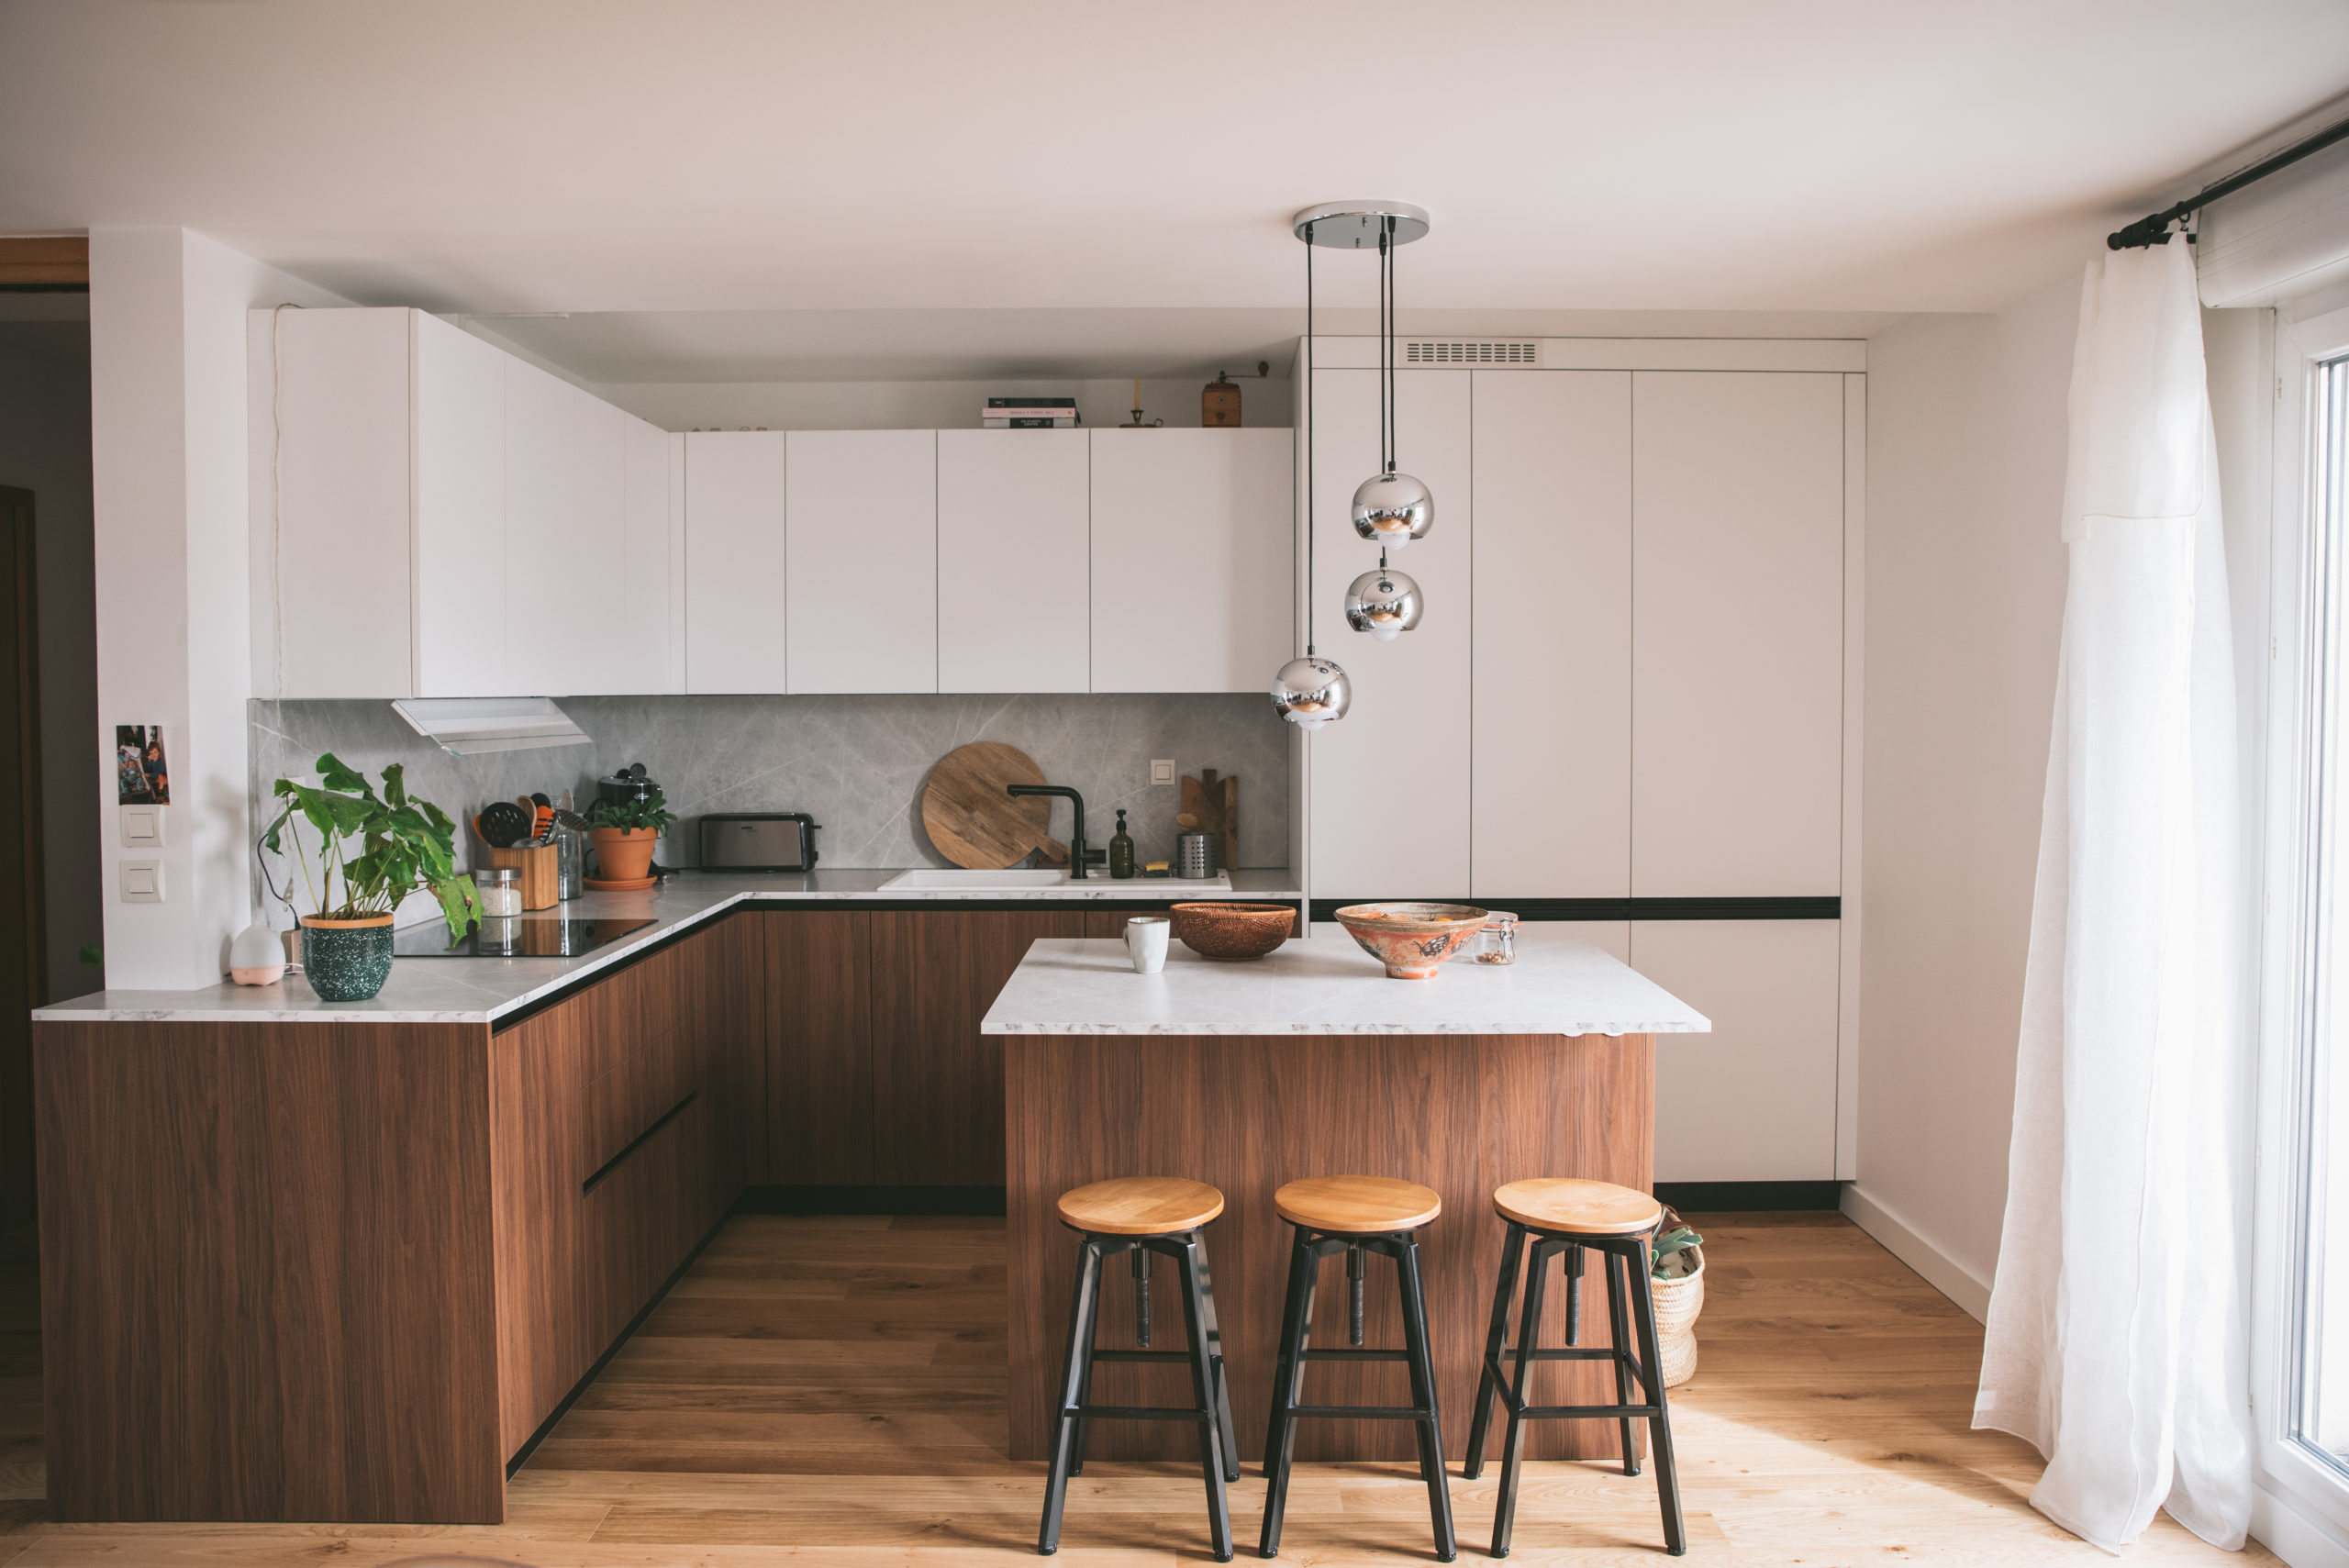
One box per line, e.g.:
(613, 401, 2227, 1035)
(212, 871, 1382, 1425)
(869, 909, 1083, 1186)
(763, 909, 872, 1185)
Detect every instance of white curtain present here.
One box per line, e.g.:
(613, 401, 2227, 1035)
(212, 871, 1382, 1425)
(1974, 238, 2254, 1551)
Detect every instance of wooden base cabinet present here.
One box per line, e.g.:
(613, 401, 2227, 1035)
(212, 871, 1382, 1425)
(33, 916, 760, 1525)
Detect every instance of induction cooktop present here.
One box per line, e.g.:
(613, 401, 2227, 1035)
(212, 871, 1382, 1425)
(393, 917, 655, 960)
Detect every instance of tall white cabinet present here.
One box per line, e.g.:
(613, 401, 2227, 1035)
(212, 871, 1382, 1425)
(682, 432, 789, 694)
(1304, 342, 1863, 1184)
(785, 431, 940, 694)
(939, 429, 1089, 693)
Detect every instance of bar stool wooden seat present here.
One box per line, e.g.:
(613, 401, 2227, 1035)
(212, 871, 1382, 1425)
(1038, 1177, 1240, 1562)
(1464, 1177, 1684, 1557)
(1261, 1175, 1455, 1562)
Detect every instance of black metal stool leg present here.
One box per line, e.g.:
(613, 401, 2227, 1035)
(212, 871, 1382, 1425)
(1070, 1255, 1101, 1479)
(1395, 1236, 1457, 1562)
(1462, 1222, 1524, 1480)
(1193, 1229, 1241, 1484)
(1173, 1237, 1234, 1562)
(1490, 1238, 1554, 1560)
(1625, 1237, 1687, 1557)
(1259, 1229, 1319, 1557)
(1602, 1242, 1641, 1478)
(1564, 1243, 1585, 1345)
(1039, 1238, 1105, 1555)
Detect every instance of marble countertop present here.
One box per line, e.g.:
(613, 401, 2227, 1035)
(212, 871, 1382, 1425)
(981, 929, 1711, 1037)
(34, 867, 1305, 1026)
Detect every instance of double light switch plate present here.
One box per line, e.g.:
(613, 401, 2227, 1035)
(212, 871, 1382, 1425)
(118, 806, 165, 902)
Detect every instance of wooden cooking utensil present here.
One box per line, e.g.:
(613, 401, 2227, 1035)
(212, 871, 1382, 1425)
(921, 741, 1072, 870)
(1180, 770, 1239, 874)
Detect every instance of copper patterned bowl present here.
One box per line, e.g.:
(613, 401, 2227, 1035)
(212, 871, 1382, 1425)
(1170, 902, 1297, 962)
(1331, 902, 1490, 979)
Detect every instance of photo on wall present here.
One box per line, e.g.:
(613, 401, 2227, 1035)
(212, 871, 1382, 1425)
(116, 724, 169, 805)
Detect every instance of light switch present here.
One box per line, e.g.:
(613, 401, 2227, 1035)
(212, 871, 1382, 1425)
(119, 804, 163, 849)
(119, 859, 163, 904)
(1151, 759, 1175, 787)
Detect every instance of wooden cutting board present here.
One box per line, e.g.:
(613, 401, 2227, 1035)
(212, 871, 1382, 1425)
(921, 742, 1072, 870)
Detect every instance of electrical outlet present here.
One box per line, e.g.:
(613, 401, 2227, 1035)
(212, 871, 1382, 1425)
(1151, 759, 1175, 787)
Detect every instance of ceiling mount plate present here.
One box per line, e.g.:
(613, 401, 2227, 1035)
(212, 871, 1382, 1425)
(1293, 201, 1431, 249)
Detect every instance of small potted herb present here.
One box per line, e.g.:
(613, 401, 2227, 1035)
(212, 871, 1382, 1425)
(587, 788, 676, 884)
(260, 753, 480, 1002)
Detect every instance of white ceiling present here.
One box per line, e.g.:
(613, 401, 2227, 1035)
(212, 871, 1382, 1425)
(4, 1, 2347, 373)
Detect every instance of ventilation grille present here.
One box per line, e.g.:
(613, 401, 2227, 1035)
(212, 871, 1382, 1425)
(1403, 339, 1542, 365)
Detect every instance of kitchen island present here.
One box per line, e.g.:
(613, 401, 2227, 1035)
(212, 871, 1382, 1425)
(985, 929, 1709, 1464)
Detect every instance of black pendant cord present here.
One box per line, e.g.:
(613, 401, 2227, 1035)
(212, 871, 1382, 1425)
(1386, 217, 1398, 474)
(2110, 111, 2349, 250)
(1376, 226, 1393, 476)
(1305, 219, 1318, 660)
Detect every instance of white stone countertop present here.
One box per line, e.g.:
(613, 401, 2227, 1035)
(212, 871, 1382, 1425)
(981, 929, 1711, 1038)
(33, 867, 1305, 1027)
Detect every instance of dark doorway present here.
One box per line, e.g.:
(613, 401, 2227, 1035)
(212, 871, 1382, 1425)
(0, 486, 40, 1235)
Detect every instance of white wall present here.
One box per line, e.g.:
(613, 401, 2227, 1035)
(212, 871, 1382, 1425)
(1851, 276, 2079, 1315)
(87, 228, 349, 989)
(595, 375, 1289, 433)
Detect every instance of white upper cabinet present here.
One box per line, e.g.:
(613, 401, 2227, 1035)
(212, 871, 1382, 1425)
(1470, 371, 1632, 900)
(1088, 428, 1294, 694)
(255, 306, 680, 700)
(938, 429, 1088, 693)
(1307, 368, 1473, 901)
(683, 431, 789, 695)
(264, 307, 414, 698)
(785, 430, 938, 694)
(410, 314, 507, 697)
(1631, 372, 1845, 896)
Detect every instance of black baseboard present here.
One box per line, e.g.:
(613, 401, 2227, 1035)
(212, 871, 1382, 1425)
(1654, 1180, 1842, 1212)
(734, 1184, 1008, 1217)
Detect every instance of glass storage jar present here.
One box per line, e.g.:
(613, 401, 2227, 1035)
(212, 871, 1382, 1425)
(473, 866, 522, 918)
(1473, 910, 1519, 965)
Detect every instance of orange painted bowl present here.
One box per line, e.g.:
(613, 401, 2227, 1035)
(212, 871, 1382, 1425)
(1170, 902, 1297, 962)
(1331, 902, 1491, 980)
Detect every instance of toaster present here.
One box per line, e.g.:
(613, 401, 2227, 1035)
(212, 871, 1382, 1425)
(698, 813, 821, 872)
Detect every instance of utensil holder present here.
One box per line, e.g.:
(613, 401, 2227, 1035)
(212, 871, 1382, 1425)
(484, 841, 559, 911)
(1176, 831, 1219, 880)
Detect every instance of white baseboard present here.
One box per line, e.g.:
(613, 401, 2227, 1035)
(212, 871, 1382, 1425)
(2255, 1480, 2349, 1568)
(1839, 1182, 1993, 1322)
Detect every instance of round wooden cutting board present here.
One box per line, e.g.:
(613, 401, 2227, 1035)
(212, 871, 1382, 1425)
(920, 742, 1072, 870)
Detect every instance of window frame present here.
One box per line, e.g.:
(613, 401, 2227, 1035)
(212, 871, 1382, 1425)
(2254, 299, 2349, 1540)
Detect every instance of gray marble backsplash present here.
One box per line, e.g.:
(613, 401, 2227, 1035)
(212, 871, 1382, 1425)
(250, 694, 1289, 898)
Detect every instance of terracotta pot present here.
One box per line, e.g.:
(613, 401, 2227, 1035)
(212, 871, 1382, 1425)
(591, 826, 659, 883)
(298, 913, 395, 1002)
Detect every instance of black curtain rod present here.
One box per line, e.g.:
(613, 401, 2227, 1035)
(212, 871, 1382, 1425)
(2110, 112, 2349, 249)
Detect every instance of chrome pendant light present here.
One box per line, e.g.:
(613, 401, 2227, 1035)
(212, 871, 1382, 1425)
(1341, 207, 1434, 550)
(1344, 553, 1423, 641)
(1271, 208, 1352, 729)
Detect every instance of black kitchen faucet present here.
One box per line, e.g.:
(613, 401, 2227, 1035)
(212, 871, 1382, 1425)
(1006, 784, 1088, 879)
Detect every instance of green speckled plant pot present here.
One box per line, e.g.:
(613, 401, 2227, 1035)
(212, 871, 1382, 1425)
(301, 917, 395, 1002)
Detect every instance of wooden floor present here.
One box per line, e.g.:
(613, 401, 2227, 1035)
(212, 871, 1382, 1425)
(0, 1212, 2276, 1564)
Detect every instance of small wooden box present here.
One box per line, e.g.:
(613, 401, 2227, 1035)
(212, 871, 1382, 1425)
(1202, 374, 1241, 428)
(484, 841, 559, 911)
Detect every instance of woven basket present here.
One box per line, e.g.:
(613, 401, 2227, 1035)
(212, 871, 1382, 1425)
(1650, 1218, 1705, 1387)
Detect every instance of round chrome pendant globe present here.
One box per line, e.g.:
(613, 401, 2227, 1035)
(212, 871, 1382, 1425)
(1345, 566, 1423, 641)
(1351, 470, 1433, 548)
(1270, 655, 1352, 729)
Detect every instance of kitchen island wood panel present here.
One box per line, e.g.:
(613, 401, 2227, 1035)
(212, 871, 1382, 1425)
(870, 909, 1083, 1186)
(34, 1018, 505, 1522)
(1003, 1029, 1654, 1464)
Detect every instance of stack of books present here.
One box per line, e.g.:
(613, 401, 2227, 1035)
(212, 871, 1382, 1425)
(984, 396, 1079, 429)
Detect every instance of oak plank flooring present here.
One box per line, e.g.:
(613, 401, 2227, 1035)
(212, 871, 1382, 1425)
(0, 1214, 2276, 1564)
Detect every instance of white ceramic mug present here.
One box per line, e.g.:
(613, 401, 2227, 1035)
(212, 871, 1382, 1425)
(1125, 916, 1170, 974)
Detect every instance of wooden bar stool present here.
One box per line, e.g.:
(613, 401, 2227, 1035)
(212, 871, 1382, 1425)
(1037, 1176, 1240, 1562)
(1260, 1174, 1455, 1562)
(1462, 1178, 1685, 1557)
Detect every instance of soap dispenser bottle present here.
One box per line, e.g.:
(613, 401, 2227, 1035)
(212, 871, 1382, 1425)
(1108, 808, 1136, 880)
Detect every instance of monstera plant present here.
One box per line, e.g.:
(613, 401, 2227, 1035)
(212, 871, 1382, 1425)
(260, 752, 480, 999)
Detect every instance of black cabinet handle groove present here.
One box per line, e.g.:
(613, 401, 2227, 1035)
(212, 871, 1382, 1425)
(583, 1090, 698, 1195)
